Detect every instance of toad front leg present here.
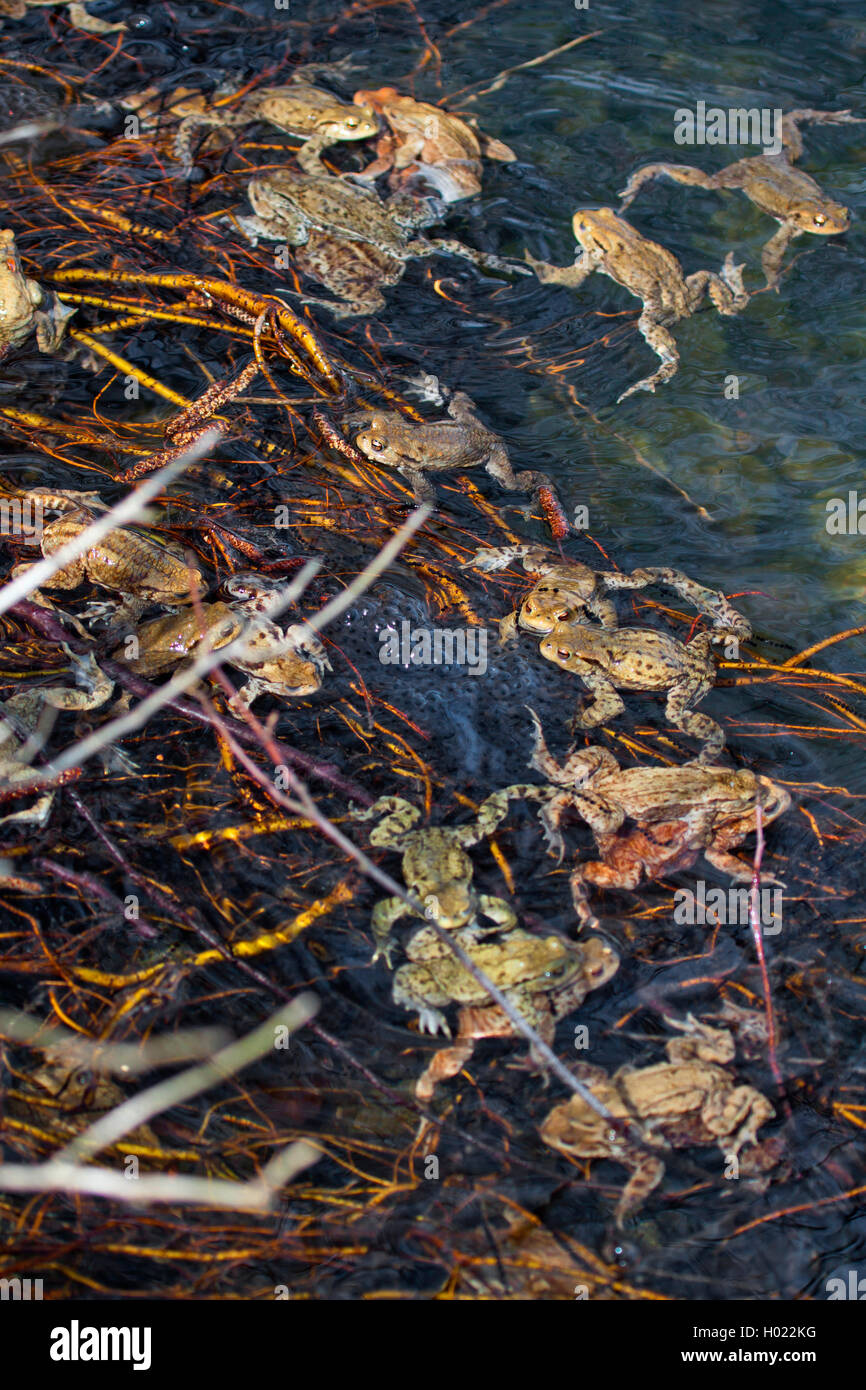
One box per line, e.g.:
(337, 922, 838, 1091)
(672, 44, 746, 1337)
(475, 894, 519, 935)
(703, 832, 786, 887)
(759, 222, 797, 291)
(395, 464, 438, 505)
(567, 664, 627, 735)
(615, 1153, 667, 1227)
(370, 897, 419, 965)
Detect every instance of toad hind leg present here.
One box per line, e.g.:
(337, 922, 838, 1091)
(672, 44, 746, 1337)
(524, 249, 594, 289)
(618, 310, 679, 402)
(352, 795, 422, 841)
(415, 1036, 477, 1104)
(568, 864, 602, 928)
(482, 441, 555, 502)
(13, 555, 87, 590)
(370, 898, 418, 965)
(460, 782, 550, 847)
(408, 238, 531, 277)
(691, 258, 748, 315)
(779, 107, 866, 160)
(615, 1155, 667, 1227)
(617, 162, 719, 209)
(621, 567, 751, 639)
(665, 674, 723, 763)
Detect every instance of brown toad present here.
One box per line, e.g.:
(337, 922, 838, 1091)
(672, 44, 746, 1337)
(394, 925, 619, 1104)
(0, 647, 113, 830)
(540, 1017, 777, 1226)
(469, 545, 750, 761)
(173, 65, 378, 176)
(234, 168, 528, 318)
(467, 543, 749, 637)
(352, 86, 515, 203)
(541, 623, 733, 762)
(113, 574, 330, 711)
(353, 391, 554, 506)
(0, 229, 75, 358)
(525, 207, 747, 400)
(10, 492, 203, 631)
(524, 709, 790, 926)
(619, 108, 864, 289)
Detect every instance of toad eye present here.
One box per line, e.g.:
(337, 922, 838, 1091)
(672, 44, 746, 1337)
(813, 213, 827, 226)
(369, 437, 386, 451)
(345, 116, 359, 128)
(545, 959, 570, 980)
(556, 647, 572, 660)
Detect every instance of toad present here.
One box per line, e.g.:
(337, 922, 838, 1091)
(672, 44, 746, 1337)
(541, 622, 732, 761)
(173, 65, 378, 176)
(352, 86, 515, 203)
(0, 1, 126, 33)
(221, 572, 330, 711)
(234, 168, 529, 318)
(540, 1017, 777, 1225)
(0, 229, 75, 358)
(469, 544, 750, 761)
(113, 574, 330, 711)
(10, 492, 203, 631)
(353, 388, 554, 507)
(466, 543, 750, 638)
(2, 1049, 160, 1154)
(351, 787, 545, 965)
(395, 925, 619, 1103)
(524, 709, 790, 925)
(525, 207, 748, 400)
(619, 108, 864, 289)
(0, 647, 113, 830)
